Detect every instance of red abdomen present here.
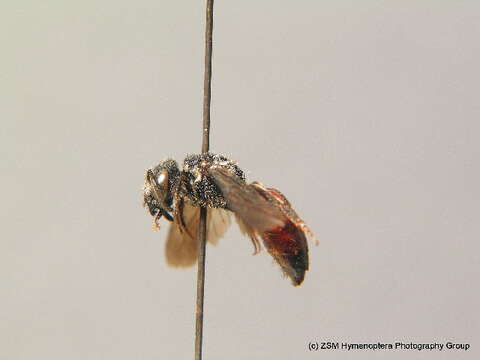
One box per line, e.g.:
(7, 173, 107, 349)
(262, 220, 309, 286)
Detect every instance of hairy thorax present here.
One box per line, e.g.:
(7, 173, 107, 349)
(180, 153, 246, 209)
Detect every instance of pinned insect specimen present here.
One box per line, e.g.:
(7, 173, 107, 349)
(143, 153, 317, 286)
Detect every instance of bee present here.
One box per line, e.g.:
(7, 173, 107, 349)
(143, 153, 317, 286)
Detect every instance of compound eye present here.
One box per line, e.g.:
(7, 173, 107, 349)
(156, 170, 169, 191)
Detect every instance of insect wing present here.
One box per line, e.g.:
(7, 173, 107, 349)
(165, 203, 199, 267)
(165, 203, 230, 267)
(206, 207, 231, 246)
(209, 167, 309, 286)
(208, 168, 284, 232)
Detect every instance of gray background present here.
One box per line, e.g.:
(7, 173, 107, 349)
(1, 1, 479, 359)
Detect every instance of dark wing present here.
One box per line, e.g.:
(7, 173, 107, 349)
(209, 167, 312, 286)
(165, 203, 230, 267)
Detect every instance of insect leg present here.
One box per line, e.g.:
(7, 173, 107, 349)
(251, 234, 262, 255)
(173, 194, 186, 234)
(174, 195, 196, 240)
(152, 211, 162, 231)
